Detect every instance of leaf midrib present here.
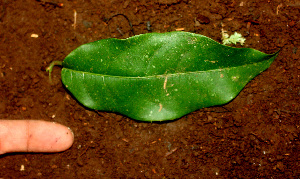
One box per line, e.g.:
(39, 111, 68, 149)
(63, 58, 274, 79)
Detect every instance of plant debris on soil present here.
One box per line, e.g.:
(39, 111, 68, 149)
(0, 0, 299, 178)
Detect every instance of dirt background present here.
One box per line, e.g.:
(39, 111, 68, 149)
(0, 0, 299, 178)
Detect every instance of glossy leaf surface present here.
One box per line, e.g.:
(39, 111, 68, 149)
(60, 31, 278, 121)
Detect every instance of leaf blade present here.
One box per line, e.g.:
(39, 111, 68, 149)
(61, 31, 278, 121)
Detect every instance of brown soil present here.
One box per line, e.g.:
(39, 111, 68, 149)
(0, 0, 299, 178)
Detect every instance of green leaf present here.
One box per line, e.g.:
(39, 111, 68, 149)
(56, 31, 278, 122)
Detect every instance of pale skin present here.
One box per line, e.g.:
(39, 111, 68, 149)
(0, 120, 74, 155)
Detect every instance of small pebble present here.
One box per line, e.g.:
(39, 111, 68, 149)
(83, 20, 92, 28)
(196, 14, 210, 24)
(146, 21, 151, 31)
(288, 21, 296, 27)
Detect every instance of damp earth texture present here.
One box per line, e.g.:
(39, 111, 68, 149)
(0, 0, 299, 178)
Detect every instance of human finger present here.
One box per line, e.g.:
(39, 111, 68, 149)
(0, 120, 74, 155)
